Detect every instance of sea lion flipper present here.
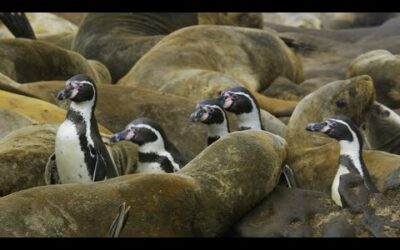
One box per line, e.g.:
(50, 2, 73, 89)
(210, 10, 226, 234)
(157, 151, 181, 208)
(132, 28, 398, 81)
(282, 164, 297, 188)
(44, 152, 60, 185)
(108, 202, 131, 237)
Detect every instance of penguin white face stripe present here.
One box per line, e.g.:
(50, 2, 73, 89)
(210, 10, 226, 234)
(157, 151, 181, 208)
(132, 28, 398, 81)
(330, 118, 364, 177)
(205, 105, 230, 137)
(233, 92, 262, 130)
(131, 124, 181, 171)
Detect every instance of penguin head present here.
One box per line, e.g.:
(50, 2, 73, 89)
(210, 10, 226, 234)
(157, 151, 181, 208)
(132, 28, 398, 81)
(190, 99, 227, 125)
(218, 86, 257, 114)
(57, 74, 97, 103)
(306, 115, 361, 142)
(111, 118, 167, 147)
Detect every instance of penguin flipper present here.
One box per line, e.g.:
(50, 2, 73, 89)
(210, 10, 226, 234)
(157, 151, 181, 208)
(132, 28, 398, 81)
(338, 173, 372, 213)
(0, 13, 36, 39)
(108, 202, 131, 237)
(44, 152, 61, 185)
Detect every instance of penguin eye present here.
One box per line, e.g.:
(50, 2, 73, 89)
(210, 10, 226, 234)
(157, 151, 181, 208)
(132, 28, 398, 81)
(208, 108, 215, 113)
(336, 99, 347, 108)
(232, 94, 238, 100)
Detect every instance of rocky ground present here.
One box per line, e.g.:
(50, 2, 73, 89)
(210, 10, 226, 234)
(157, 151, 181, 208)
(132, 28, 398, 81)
(0, 12, 400, 237)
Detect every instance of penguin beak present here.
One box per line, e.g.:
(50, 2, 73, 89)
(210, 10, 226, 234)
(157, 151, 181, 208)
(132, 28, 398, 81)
(57, 86, 73, 101)
(57, 82, 79, 101)
(305, 121, 331, 133)
(189, 108, 204, 122)
(110, 129, 135, 143)
(220, 92, 233, 109)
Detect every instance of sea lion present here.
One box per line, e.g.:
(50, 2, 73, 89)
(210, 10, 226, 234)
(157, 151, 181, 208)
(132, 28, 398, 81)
(0, 39, 111, 84)
(72, 13, 198, 82)
(12, 81, 208, 161)
(361, 101, 400, 154)
(198, 13, 263, 29)
(286, 75, 400, 193)
(118, 25, 303, 116)
(346, 49, 400, 109)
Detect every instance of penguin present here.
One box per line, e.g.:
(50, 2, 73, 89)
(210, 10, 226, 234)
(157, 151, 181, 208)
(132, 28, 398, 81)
(306, 115, 379, 208)
(0, 12, 36, 39)
(219, 86, 296, 188)
(219, 86, 264, 131)
(110, 117, 186, 173)
(52, 74, 117, 184)
(189, 98, 230, 145)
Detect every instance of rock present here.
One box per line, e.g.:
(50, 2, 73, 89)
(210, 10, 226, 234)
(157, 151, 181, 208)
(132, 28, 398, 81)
(346, 49, 400, 108)
(286, 75, 400, 193)
(232, 184, 400, 237)
(260, 110, 287, 137)
(0, 130, 287, 236)
(0, 109, 35, 140)
(322, 13, 399, 29)
(232, 186, 349, 237)
(118, 25, 303, 115)
(72, 13, 198, 82)
(0, 39, 111, 84)
(263, 13, 322, 30)
(0, 124, 57, 196)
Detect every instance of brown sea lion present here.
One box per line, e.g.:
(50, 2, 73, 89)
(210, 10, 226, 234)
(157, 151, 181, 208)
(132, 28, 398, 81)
(286, 75, 400, 193)
(361, 101, 400, 154)
(72, 13, 198, 82)
(346, 49, 400, 109)
(0, 130, 287, 236)
(118, 25, 303, 116)
(0, 39, 111, 84)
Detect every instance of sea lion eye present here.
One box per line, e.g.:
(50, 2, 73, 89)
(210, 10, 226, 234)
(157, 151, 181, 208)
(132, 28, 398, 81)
(336, 99, 347, 108)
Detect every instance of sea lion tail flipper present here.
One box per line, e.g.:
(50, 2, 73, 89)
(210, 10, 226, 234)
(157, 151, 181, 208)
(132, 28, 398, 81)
(279, 36, 316, 52)
(108, 202, 131, 237)
(0, 12, 36, 39)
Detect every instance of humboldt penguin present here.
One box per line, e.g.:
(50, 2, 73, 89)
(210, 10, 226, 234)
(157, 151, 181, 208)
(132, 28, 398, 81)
(306, 115, 379, 207)
(219, 86, 264, 131)
(111, 117, 186, 173)
(50, 74, 117, 184)
(189, 98, 230, 145)
(219, 86, 296, 188)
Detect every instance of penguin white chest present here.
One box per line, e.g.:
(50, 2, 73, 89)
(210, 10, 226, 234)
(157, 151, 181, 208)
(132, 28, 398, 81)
(331, 165, 350, 207)
(55, 120, 92, 183)
(136, 162, 165, 174)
